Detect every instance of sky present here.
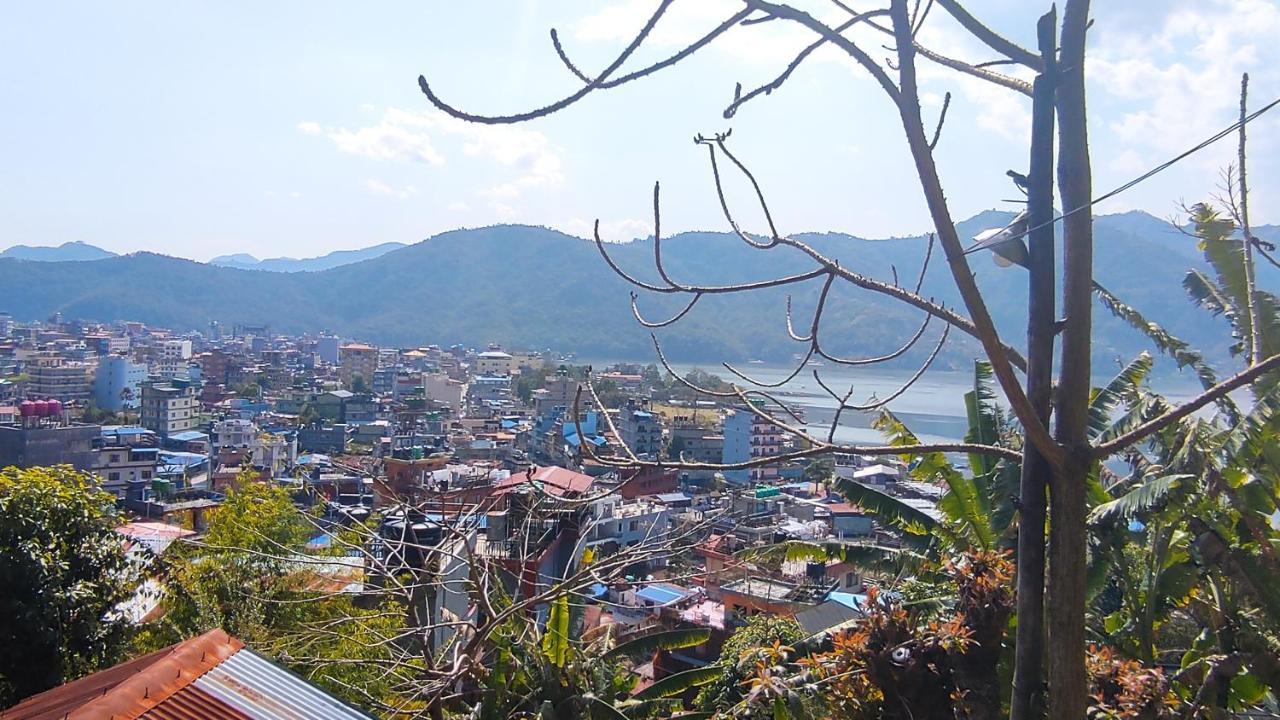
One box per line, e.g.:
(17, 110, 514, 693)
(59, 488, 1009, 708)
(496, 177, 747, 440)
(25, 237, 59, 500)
(1, 0, 1278, 261)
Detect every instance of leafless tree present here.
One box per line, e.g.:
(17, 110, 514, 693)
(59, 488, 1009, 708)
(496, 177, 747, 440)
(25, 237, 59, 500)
(415, 1, 1280, 716)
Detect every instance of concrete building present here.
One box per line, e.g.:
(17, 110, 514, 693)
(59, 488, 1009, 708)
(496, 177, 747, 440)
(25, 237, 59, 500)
(0, 422, 100, 470)
(94, 355, 147, 411)
(424, 373, 465, 412)
(93, 443, 159, 498)
(721, 403, 784, 486)
(28, 355, 95, 404)
(669, 416, 724, 465)
(339, 343, 378, 389)
(140, 379, 198, 438)
(317, 334, 340, 365)
(475, 350, 514, 376)
(617, 403, 663, 459)
(0, 311, 12, 337)
(468, 375, 511, 403)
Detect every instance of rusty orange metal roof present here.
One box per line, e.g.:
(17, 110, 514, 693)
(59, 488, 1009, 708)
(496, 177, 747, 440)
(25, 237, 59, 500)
(2, 628, 372, 719)
(2, 629, 241, 720)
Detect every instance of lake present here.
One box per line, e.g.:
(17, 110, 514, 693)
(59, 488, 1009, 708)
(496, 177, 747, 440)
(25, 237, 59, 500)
(647, 360, 1210, 445)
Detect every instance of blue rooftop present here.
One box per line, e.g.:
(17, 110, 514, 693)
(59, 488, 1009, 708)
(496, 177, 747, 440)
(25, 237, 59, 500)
(168, 430, 209, 442)
(635, 583, 694, 606)
(656, 492, 691, 503)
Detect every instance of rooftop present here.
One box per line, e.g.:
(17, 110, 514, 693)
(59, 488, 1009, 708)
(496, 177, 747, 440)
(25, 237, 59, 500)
(0, 629, 373, 720)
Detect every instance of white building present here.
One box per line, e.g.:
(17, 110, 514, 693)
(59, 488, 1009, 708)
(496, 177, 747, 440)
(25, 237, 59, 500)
(475, 350, 515, 376)
(424, 373, 466, 412)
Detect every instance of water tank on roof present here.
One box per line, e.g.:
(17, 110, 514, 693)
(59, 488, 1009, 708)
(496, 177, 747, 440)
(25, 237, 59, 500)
(47, 399, 62, 416)
(33, 400, 50, 417)
(19, 400, 36, 417)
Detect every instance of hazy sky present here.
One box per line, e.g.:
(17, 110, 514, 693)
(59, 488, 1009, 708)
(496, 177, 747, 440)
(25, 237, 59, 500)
(2, 0, 1277, 260)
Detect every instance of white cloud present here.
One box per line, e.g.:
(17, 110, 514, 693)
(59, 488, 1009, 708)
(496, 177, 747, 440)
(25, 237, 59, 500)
(448, 201, 472, 212)
(364, 178, 418, 199)
(559, 217, 650, 242)
(300, 107, 563, 197)
(1091, 0, 1280, 168)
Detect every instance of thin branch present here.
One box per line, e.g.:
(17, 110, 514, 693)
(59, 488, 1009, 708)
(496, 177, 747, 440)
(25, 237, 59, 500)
(928, 91, 951, 150)
(748, 0, 903, 104)
(725, 8, 892, 119)
(933, 0, 1043, 71)
(630, 291, 702, 328)
(1092, 352, 1280, 458)
(419, 3, 754, 124)
(912, 43, 1033, 97)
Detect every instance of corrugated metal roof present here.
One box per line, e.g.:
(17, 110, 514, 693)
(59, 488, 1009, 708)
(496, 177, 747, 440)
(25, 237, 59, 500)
(142, 685, 252, 720)
(1, 630, 372, 720)
(192, 649, 372, 720)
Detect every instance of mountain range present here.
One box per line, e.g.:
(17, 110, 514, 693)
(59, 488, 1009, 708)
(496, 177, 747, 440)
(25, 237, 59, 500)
(0, 211, 1275, 371)
(0, 241, 118, 262)
(208, 242, 408, 272)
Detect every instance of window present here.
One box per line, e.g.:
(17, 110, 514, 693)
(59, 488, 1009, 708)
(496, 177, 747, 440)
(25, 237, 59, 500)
(628, 520, 638, 532)
(108, 472, 120, 482)
(109, 454, 121, 463)
(846, 572, 855, 588)
(141, 471, 152, 479)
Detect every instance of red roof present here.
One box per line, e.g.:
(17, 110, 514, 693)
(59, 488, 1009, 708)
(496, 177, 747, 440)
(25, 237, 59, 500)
(492, 465, 596, 499)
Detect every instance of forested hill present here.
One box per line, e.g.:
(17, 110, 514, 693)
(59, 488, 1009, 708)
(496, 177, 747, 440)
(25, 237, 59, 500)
(1, 211, 1274, 369)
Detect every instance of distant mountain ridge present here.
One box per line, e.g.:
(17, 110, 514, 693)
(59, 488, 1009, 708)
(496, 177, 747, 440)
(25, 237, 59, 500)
(0, 241, 117, 262)
(1, 212, 1276, 368)
(209, 242, 408, 272)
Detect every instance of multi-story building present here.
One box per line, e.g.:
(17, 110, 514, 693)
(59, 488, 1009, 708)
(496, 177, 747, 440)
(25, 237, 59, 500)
(94, 354, 147, 411)
(28, 355, 95, 404)
(424, 373, 465, 412)
(617, 402, 663, 459)
(475, 350, 514, 376)
(339, 343, 378, 389)
(721, 403, 784, 486)
(532, 373, 580, 416)
(468, 375, 511, 404)
(0, 312, 13, 337)
(669, 416, 725, 465)
(316, 334, 340, 365)
(140, 379, 198, 438)
(156, 339, 194, 379)
(0, 413, 99, 471)
(93, 441, 159, 498)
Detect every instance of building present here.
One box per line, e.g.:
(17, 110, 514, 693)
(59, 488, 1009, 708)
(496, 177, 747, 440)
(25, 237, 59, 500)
(140, 379, 198, 438)
(94, 354, 147, 411)
(155, 338, 193, 379)
(0, 413, 99, 471)
(617, 402, 663, 458)
(1, 629, 374, 719)
(339, 343, 378, 389)
(669, 415, 724, 480)
(468, 375, 512, 403)
(27, 355, 95, 404)
(721, 403, 784, 486)
(0, 311, 12, 337)
(424, 372, 466, 412)
(93, 438, 159, 498)
(475, 349, 514, 376)
(317, 334, 340, 364)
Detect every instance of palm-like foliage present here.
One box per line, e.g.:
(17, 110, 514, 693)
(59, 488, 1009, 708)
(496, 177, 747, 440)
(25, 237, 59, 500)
(1083, 201, 1280, 710)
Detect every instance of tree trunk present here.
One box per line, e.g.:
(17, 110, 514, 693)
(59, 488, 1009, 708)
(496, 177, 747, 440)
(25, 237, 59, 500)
(1049, 1, 1093, 717)
(1011, 10, 1057, 720)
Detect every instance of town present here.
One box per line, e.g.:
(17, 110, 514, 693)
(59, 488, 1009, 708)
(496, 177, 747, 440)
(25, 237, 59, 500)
(0, 312, 938, 716)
